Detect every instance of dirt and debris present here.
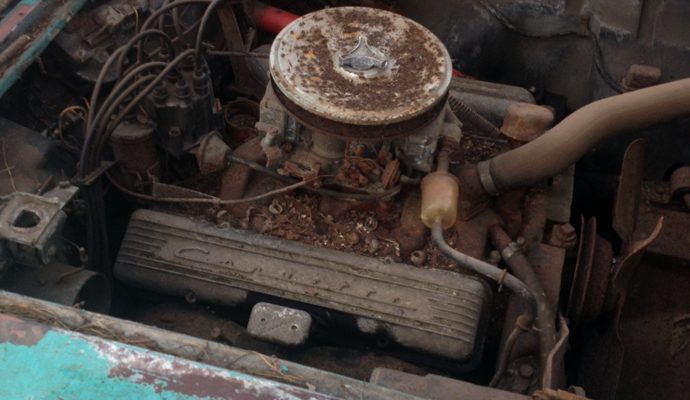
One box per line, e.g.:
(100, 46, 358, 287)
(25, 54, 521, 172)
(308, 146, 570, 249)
(459, 130, 505, 163)
(169, 187, 458, 270)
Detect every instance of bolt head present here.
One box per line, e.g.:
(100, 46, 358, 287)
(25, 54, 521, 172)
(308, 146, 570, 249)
(559, 224, 576, 237)
(518, 363, 535, 378)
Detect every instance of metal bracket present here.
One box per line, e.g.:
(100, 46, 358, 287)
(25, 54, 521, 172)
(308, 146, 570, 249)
(0, 185, 77, 266)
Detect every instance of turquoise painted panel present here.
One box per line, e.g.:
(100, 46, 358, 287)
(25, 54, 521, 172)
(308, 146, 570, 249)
(0, 323, 326, 400)
(0, 330, 212, 400)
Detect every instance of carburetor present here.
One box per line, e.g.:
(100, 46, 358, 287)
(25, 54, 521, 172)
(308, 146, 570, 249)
(257, 7, 458, 195)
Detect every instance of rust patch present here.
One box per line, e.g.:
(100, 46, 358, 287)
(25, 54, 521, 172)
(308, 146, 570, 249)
(270, 7, 451, 128)
(0, 313, 47, 346)
(102, 341, 330, 399)
(290, 18, 443, 112)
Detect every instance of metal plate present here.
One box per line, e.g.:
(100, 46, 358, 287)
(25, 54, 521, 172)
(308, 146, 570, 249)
(114, 209, 490, 361)
(270, 7, 452, 127)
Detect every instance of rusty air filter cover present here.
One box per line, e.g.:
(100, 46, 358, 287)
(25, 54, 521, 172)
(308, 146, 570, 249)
(269, 7, 453, 140)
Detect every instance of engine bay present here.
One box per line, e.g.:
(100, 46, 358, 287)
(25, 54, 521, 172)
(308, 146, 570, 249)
(0, 1, 689, 399)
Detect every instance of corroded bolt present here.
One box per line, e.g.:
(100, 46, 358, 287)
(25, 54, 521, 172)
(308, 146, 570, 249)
(558, 224, 576, 239)
(518, 363, 535, 378)
(622, 64, 661, 91)
(516, 236, 527, 248)
(184, 291, 197, 304)
(410, 250, 426, 266)
(368, 238, 381, 253)
(488, 250, 502, 265)
(364, 216, 379, 231)
(345, 231, 360, 246)
(210, 327, 222, 339)
(268, 202, 283, 215)
(551, 224, 577, 248)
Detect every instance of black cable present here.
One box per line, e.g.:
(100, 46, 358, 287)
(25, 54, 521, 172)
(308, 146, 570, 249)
(91, 49, 196, 173)
(87, 47, 124, 130)
(193, 0, 245, 64)
(140, 0, 212, 32)
(87, 74, 157, 170)
(79, 50, 194, 274)
(158, 0, 173, 31)
(115, 29, 176, 77)
(194, 0, 225, 64)
(80, 63, 166, 177)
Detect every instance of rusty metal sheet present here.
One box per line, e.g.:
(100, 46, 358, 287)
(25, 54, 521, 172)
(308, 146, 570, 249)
(613, 138, 645, 251)
(567, 217, 614, 327)
(611, 217, 664, 305)
(637, 204, 690, 262)
(370, 367, 529, 400)
(0, 313, 336, 399)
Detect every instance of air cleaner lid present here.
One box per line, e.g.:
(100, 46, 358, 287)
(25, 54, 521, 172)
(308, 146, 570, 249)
(269, 7, 453, 127)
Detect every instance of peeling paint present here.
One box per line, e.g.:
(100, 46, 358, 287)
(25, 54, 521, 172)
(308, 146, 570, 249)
(0, 314, 333, 400)
(0, 314, 46, 346)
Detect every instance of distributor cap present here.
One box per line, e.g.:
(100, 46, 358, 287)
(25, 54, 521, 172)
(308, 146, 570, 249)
(270, 7, 452, 139)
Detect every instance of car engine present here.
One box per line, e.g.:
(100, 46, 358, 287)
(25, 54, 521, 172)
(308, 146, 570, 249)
(0, 1, 689, 399)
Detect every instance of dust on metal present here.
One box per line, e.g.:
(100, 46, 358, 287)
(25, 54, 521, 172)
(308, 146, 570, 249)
(269, 7, 452, 126)
(0, 312, 334, 400)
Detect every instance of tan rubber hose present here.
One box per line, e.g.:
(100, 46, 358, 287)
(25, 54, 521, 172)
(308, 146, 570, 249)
(480, 78, 690, 194)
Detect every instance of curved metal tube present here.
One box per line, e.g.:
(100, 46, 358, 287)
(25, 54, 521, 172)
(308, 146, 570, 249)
(479, 78, 690, 194)
(489, 226, 557, 387)
(431, 221, 536, 322)
(431, 221, 538, 386)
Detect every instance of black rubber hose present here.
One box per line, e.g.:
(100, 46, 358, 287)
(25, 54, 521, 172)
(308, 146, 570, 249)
(140, 0, 212, 32)
(116, 29, 176, 76)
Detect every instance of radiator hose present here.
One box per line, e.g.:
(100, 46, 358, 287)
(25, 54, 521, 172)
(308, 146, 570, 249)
(478, 78, 690, 194)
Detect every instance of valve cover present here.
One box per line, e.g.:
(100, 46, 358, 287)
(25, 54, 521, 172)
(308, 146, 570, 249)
(114, 209, 490, 361)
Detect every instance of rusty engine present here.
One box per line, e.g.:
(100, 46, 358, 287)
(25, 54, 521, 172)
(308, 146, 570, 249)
(0, 1, 690, 399)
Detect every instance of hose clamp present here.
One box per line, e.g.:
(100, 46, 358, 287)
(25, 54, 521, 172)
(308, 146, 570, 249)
(500, 242, 521, 261)
(477, 160, 499, 196)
